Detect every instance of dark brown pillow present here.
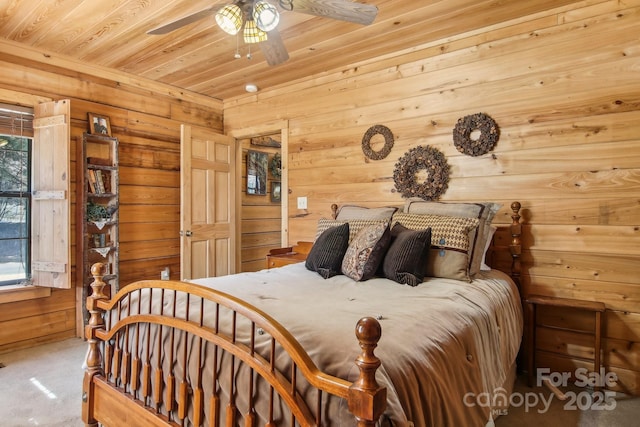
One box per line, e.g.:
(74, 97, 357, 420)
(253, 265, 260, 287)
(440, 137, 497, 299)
(382, 223, 431, 286)
(305, 222, 350, 278)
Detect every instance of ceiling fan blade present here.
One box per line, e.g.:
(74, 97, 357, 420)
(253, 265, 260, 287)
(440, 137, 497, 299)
(147, 5, 224, 35)
(260, 29, 290, 66)
(290, 0, 378, 25)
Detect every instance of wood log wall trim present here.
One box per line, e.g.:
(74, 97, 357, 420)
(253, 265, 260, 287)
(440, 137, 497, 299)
(224, 0, 640, 395)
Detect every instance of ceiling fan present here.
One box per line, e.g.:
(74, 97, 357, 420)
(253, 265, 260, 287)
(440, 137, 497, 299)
(147, 0, 378, 66)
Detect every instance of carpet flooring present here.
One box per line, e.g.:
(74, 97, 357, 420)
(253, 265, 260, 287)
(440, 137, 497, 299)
(0, 338, 638, 426)
(0, 338, 86, 427)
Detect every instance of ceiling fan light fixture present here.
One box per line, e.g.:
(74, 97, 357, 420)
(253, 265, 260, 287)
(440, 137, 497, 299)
(215, 4, 243, 35)
(243, 19, 267, 44)
(253, 1, 280, 32)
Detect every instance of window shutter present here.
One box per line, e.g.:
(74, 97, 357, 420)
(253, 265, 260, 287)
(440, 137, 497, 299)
(32, 100, 71, 288)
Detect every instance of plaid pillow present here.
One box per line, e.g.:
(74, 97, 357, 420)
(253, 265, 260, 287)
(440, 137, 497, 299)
(391, 213, 480, 282)
(403, 200, 500, 277)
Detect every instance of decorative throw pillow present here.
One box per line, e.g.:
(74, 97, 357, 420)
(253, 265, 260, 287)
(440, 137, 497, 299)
(315, 218, 388, 243)
(305, 223, 350, 279)
(341, 222, 391, 281)
(391, 213, 479, 282)
(382, 223, 431, 287)
(402, 200, 500, 278)
(481, 225, 497, 271)
(335, 205, 398, 221)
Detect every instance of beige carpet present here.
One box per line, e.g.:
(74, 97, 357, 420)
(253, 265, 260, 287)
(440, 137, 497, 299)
(0, 337, 638, 426)
(0, 338, 86, 427)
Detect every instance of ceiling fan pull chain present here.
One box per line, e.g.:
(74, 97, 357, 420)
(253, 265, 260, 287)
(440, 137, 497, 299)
(234, 33, 241, 59)
(279, 0, 294, 11)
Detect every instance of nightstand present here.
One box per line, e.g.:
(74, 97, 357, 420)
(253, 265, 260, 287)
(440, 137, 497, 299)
(525, 295, 605, 389)
(266, 241, 313, 269)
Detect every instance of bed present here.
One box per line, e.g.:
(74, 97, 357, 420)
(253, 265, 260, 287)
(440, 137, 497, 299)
(82, 201, 524, 427)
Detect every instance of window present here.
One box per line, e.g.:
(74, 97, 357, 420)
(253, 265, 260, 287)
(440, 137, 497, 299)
(0, 104, 33, 286)
(0, 98, 70, 291)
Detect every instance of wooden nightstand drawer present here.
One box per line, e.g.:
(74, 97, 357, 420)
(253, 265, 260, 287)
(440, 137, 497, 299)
(266, 241, 313, 269)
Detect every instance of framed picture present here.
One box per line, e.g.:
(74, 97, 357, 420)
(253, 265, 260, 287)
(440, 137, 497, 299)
(271, 181, 281, 202)
(246, 150, 268, 195)
(88, 113, 112, 136)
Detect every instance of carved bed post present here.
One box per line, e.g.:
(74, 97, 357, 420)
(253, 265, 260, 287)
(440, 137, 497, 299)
(508, 202, 522, 289)
(348, 317, 387, 426)
(82, 262, 109, 426)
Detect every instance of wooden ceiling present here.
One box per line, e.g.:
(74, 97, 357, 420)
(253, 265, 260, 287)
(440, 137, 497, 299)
(0, 0, 574, 100)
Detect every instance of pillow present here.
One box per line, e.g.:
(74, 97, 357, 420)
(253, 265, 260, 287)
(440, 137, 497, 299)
(481, 225, 497, 271)
(335, 205, 398, 221)
(403, 199, 501, 278)
(391, 212, 479, 282)
(382, 223, 431, 287)
(341, 222, 391, 281)
(315, 218, 388, 243)
(305, 223, 350, 279)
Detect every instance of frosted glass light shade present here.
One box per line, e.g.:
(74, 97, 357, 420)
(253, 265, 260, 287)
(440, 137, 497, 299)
(243, 19, 267, 44)
(253, 1, 280, 32)
(215, 4, 243, 35)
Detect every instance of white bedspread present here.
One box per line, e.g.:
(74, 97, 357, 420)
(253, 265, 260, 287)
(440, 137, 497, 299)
(190, 264, 523, 427)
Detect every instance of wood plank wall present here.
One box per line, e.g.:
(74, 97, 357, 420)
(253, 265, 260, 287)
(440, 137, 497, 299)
(224, 0, 640, 394)
(240, 137, 282, 272)
(0, 50, 222, 352)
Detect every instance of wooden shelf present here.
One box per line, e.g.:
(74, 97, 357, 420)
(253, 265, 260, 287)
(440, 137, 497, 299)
(76, 132, 119, 334)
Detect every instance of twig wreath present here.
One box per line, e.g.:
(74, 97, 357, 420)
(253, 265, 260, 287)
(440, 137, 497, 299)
(269, 152, 281, 180)
(452, 112, 499, 157)
(362, 125, 394, 160)
(393, 145, 450, 200)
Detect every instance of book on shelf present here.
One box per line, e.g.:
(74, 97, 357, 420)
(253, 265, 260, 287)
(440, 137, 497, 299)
(87, 170, 98, 193)
(95, 170, 106, 194)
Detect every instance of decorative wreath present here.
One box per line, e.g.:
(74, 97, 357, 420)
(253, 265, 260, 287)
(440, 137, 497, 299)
(362, 125, 394, 160)
(269, 152, 281, 180)
(452, 113, 499, 157)
(393, 145, 450, 200)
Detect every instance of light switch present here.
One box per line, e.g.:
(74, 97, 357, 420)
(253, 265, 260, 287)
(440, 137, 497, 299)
(297, 197, 308, 209)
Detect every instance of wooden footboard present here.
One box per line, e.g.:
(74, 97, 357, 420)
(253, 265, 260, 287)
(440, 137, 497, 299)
(82, 263, 386, 427)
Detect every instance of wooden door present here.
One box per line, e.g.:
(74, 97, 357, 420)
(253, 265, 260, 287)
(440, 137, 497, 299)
(180, 125, 236, 280)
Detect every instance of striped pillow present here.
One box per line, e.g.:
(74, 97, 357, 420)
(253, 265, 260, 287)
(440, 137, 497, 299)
(305, 222, 350, 279)
(382, 223, 431, 286)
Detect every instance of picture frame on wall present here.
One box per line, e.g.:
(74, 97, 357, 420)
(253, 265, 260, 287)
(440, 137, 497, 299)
(246, 150, 268, 195)
(271, 181, 281, 202)
(88, 113, 112, 136)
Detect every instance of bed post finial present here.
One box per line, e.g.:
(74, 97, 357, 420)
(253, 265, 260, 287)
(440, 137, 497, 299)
(82, 262, 109, 426)
(331, 203, 339, 219)
(509, 202, 522, 287)
(348, 317, 387, 426)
